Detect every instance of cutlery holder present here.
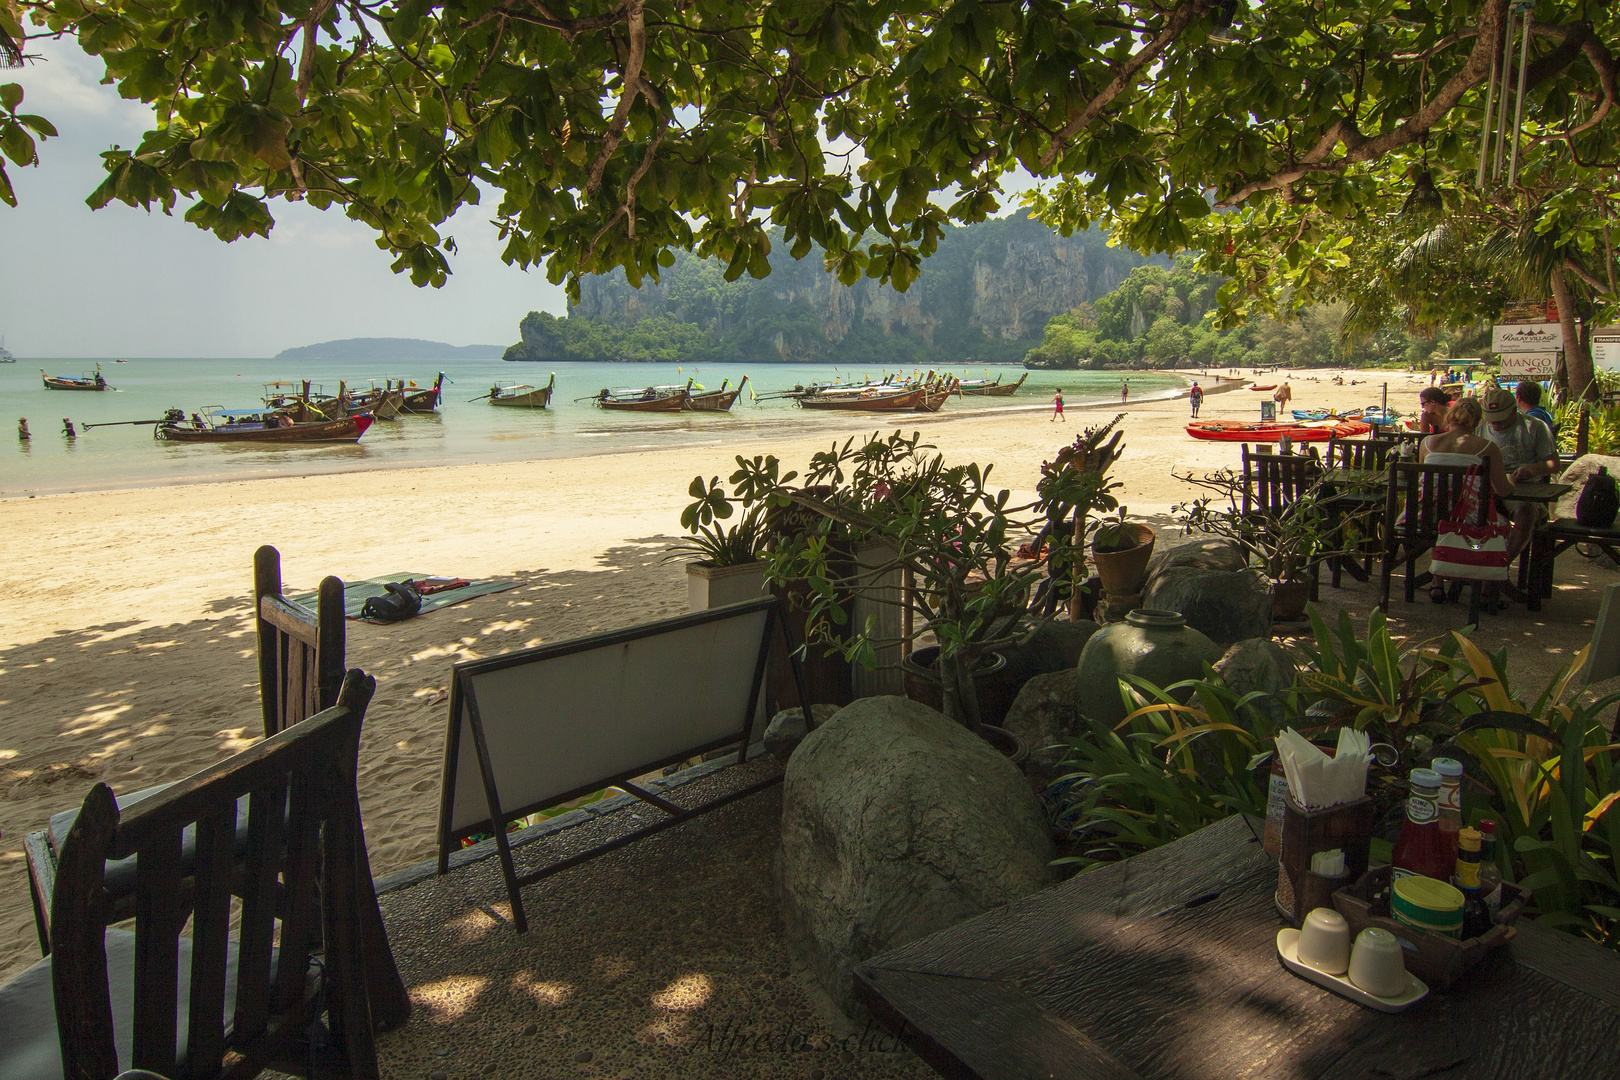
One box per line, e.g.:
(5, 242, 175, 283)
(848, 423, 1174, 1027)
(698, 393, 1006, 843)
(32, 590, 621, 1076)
(1275, 794, 1374, 925)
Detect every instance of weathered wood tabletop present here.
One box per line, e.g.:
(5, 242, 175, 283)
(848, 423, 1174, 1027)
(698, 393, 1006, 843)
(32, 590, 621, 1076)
(854, 814, 1620, 1080)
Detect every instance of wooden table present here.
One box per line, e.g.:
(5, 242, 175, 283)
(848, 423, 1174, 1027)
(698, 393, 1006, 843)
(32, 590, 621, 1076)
(854, 815, 1620, 1080)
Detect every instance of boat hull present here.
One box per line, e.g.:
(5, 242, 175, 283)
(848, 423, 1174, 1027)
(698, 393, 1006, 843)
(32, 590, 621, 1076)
(959, 372, 1029, 397)
(400, 389, 441, 413)
(1186, 420, 1373, 442)
(686, 389, 741, 412)
(799, 387, 932, 411)
(597, 392, 688, 411)
(43, 376, 108, 391)
(158, 415, 373, 443)
(490, 387, 554, 407)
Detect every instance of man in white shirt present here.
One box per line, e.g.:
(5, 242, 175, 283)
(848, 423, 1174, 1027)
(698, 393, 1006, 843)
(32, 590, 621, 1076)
(1476, 387, 1559, 571)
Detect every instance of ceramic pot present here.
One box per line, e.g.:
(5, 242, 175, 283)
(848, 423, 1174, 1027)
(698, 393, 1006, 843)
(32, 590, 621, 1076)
(1272, 579, 1312, 621)
(1091, 525, 1157, 596)
(901, 647, 1016, 728)
(1073, 608, 1222, 727)
(977, 724, 1030, 766)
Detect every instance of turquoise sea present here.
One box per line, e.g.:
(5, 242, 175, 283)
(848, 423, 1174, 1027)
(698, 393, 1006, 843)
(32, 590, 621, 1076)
(0, 359, 1185, 497)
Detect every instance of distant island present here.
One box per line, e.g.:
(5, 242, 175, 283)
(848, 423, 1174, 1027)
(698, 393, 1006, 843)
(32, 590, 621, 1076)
(276, 337, 506, 361)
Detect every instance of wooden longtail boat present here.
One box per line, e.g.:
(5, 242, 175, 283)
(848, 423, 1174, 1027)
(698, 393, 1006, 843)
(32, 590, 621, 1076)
(957, 372, 1029, 397)
(345, 383, 405, 419)
(42, 364, 110, 391)
(157, 408, 373, 443)
(486, 372, 555, 408)
(1185, 419, 1373, 442)
(400, 372, 447, 413)
(686, 376, 747, 412)
(595, 378, 691, 412)
(799, 379, 957, 412)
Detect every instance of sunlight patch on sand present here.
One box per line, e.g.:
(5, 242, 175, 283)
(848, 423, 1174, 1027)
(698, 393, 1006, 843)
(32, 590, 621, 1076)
(511, 972, 574, 1007)
(214, 728, 256, 753)
(479, 620, 530, 636)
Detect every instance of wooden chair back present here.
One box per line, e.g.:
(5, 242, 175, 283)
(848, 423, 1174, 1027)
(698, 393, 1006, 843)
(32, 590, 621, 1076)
(1385, 462, 1493, 554)
(1327, 436, 1395, 471)
(49, 671, 379, 1080)
(1241, 444, 1322, 517)
(255, 545, 344, 738)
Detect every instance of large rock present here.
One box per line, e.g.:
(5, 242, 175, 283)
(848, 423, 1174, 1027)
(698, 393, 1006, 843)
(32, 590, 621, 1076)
(1143, 538, 1248, 589)
(1001, 669, 1080, 787)
(1143, 567, 1273, 645)
(777, 696, 1054, 1016)
(1214, 638, 1297, 724)
(762, 703, 842, 761)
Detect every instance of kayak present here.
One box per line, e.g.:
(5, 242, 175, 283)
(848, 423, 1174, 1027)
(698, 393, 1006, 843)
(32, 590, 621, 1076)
(1186, 420, 1374, 442)
(1251, 384, 1278, 391)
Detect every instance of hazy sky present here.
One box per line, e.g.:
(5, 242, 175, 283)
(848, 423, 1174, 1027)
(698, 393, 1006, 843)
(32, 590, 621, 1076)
(1, 40, 569, 358)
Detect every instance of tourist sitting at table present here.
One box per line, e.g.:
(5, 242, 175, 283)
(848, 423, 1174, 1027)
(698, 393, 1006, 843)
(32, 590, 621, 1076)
(1418, 386, 1450, 433)
(1421, 397, 1514, 604)
(1476, 386, 1559, 576)
(1515, 380, 1558, 439)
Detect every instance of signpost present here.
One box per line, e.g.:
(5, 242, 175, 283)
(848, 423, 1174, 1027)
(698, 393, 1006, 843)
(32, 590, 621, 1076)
(1492, 322, 1563, 353)
(1594, 326, 1620, 372)
(1499, 353, 1560, 380)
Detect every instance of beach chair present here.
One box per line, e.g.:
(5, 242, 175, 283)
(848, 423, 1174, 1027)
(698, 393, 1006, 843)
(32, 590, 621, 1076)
(23, 546, 410, 1028)
(0, 672, 381, 1080)
(1378, 462, 1494, 625)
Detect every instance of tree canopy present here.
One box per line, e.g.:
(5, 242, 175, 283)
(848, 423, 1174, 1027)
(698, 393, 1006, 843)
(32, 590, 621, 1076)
(4, 1, 1618, 382)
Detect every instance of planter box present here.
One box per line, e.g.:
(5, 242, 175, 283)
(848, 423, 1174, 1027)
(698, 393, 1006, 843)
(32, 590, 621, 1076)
(686, 560, 768, 612)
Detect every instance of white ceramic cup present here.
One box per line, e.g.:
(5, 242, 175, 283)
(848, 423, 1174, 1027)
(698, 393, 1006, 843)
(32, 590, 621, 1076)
(1347, 927, 1408, 997)
(1296, 907, 1351, 975)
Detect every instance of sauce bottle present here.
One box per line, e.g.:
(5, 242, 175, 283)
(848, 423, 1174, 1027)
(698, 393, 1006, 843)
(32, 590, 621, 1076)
(1432, 757, 1464, 861)
(1391, 768, 1453, 883)
(1454, 827, 1492, 939)
(1478, 818, 1505, 915)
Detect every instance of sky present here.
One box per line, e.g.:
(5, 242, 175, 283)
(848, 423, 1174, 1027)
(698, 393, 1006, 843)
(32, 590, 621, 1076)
(1, 39, 569, 358)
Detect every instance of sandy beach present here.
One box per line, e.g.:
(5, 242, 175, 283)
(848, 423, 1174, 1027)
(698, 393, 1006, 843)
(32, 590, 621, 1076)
(0, 366, 1440, 977)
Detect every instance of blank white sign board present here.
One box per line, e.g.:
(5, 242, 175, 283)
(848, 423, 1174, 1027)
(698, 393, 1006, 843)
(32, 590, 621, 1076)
(444, 605, 771, 836)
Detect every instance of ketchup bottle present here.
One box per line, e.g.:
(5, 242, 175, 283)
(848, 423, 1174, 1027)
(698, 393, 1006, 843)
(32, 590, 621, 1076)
(1391, 768, 1453, 883)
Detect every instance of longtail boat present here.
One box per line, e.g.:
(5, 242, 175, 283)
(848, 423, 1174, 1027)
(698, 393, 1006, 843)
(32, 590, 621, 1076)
(42, 364, 110, 391)
(157, 407, 373, 443)
(799, 378, 957, 412)
(345, 382, 405, 419)
(594, 379, 690, 412)
(1185, 419, 1373, 443)
(686, 376, 747, 412)
(484, 372, 555, 408)
(400, 372, 447, 413)
(957, 372, 1029, 397)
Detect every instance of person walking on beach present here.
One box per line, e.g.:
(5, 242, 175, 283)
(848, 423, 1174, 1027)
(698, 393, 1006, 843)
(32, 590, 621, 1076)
(1120, 379, 1129, 404)
(1051, 388, 1065, 422)
(1189, 382, 1204, 418)
(1273, 381, 1292, 411)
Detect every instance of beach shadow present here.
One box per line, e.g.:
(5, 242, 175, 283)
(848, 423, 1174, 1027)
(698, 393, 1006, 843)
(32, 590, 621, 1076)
(0, 537, 692, 982)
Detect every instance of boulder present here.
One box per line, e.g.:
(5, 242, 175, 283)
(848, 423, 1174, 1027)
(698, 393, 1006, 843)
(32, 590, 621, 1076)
(998, 619, 1101, 687)
(777, 696, 1053, 1016)
(1143, 538, 1248, 589)
(1214, 639, 1297, 723)
(1000, 669, 1080, 787)
(762, 704, 841, 762)
(1143, 567, 1273, 645)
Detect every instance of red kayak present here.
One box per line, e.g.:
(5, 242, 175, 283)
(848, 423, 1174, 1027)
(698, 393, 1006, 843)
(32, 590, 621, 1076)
(1186, 420, 1373, 442)
(1250, 384, 1277, 391)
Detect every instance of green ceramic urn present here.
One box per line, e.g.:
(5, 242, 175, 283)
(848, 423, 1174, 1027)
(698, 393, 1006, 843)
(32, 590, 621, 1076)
(1074, 608, 1222, 727)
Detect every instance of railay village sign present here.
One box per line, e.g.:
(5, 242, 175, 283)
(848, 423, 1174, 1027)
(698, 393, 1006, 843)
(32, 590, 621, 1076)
(1492, 323, 1561, 380)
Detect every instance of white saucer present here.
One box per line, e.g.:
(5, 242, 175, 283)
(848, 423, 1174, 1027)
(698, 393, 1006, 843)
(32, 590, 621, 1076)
(1276, 929, 1429, 1013)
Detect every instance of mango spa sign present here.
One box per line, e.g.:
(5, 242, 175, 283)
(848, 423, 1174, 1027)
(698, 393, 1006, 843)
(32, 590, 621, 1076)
(1492, 322, 1562, 353)
(1500, 353, 1559, 380)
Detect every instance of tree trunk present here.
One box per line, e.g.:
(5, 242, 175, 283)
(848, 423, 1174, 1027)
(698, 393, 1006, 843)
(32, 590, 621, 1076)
(939, 650, 983, 731)
(1551, 267, 1594, 401)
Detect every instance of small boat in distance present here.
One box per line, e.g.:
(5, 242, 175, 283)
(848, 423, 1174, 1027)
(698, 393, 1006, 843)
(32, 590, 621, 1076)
(483, 373, 556, 408)
(157, 407, 373, 443)
(1186, 419, 1373, 442)
(0, 339, 15, 362)
(957, 372, 1029, 397)
(42, 364, 111, 391)
(686, 376, 748, 412)
(594, 379, 691, 412)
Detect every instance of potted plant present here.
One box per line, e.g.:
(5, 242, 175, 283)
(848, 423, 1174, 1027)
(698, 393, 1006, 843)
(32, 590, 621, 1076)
(1090, 508, 1156, 597)
(689, 433, 1054, 742)
(1172, 468, 1369, 620)
(1029, 416, 1126, 620)
(676, 475, 768, 611)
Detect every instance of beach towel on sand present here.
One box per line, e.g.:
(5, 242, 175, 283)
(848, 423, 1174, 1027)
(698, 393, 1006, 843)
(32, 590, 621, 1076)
(288, 575, 521, 623)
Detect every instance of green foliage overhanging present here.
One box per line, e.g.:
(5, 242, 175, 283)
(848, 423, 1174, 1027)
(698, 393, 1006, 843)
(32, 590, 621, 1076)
(6, 1, 1614, 325)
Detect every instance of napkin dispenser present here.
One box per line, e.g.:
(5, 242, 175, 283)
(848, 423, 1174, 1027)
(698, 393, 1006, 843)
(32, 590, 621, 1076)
(1276, 793, 1375, 925)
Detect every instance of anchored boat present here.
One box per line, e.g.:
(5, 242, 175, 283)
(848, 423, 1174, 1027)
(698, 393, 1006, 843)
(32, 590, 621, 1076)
(42, 364, 111, 391)
(686, 376, 748, 412)
(483, 373, 556, 408)
(594, 379, 691, 412)
(400, 373, 448, 413)
(1186, 419, 1373, 442)
(157, 407, 373, 443)
(957, 372, 1029, 397)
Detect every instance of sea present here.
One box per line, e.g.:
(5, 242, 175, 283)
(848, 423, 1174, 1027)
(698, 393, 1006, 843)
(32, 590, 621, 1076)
(0, 359, 1186, 497)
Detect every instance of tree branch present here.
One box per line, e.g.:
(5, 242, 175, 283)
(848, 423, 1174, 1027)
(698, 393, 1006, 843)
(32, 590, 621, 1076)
(585, 0, 645, 196)
(1038, 0, 1209, 170)
(1216, 0, 1510, 207)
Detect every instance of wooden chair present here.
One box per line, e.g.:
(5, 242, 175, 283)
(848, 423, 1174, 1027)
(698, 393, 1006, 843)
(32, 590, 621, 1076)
(1324, 435, 1394, 471)
(1240, 445, 1324, 599)
(24, 546, 410, 1029)
(0, 672, 380, 1080)
(1378, 462, 1495, 625)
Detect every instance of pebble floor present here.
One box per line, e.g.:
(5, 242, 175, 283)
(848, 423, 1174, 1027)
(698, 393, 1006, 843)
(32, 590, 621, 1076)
(370, 762, 935, 1080)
